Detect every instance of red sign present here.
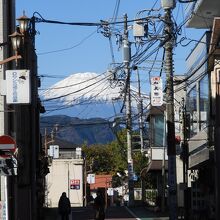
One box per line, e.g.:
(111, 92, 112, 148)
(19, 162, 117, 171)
(0, 135, 16, 152)
(70, 179, 80, 190)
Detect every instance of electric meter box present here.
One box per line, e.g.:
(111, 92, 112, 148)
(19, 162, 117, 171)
(161, 0, 176, 9)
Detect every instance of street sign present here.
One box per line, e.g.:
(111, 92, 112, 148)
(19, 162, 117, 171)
(150, 77, 163, 106)
(0, 157, 17, 176)
(70, 179, 80, 190)
(107, 188, 114, 196)
(87, 174, 95, 184)
(6, 69, 31, 104)
(0, 135, 16, 153)
(48, 145, 59, 159)
(133, 174, 138, 181)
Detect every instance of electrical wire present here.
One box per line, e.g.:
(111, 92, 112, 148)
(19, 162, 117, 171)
(33, 12, 157, 27)
(40, 72, 107, 91)
(42, 73, 111, 102)
(174, 44, 216, 88)
(43, 78, 123, 116)
(37, 29, 98, 55)
(43, 81, 111, 110)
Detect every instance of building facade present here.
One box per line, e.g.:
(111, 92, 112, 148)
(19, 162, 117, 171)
(46, 148, 84, 207)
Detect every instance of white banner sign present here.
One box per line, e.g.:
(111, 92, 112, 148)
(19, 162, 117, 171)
(87, 174, 95, 184)
(6, 70, 31, 104)
(150, 77, 163, 106)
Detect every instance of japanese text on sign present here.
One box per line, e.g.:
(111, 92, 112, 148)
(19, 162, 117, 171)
(70, 179, 80, 190)
(150, 77, 163, 106)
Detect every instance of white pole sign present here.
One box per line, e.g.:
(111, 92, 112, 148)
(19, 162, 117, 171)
(150, 77, 163, 106)
(6, 70, 31, 104)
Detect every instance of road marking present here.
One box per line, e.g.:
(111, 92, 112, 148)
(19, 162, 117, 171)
(125, 207, 141, 220)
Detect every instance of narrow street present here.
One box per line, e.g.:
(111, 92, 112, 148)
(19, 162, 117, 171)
(44, 206, 169, 220)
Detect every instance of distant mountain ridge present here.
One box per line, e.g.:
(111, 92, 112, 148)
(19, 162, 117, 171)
(40, 115, 117, 145)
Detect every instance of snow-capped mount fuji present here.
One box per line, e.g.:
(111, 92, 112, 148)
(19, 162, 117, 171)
(40, 72, 149, 119)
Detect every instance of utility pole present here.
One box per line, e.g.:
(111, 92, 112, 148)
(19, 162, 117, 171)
(162, 0, 177, 219)
(133, 66, 145, 154)
(181, 97, 189, 220)
(133, 65, 145, 204)
(215, 65, 220, 220)
(123, 14, 134, 206)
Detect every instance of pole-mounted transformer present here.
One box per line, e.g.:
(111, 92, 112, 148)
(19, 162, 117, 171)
(123, 40, 131, 63)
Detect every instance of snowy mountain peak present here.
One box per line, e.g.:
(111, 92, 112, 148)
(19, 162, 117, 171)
(42, 72, 124, 103)
(41, 72, 149, 118)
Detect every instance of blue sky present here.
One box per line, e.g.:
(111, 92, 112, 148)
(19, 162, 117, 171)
(16, 0, 206, 94)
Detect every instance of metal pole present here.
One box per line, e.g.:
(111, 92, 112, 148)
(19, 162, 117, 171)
(215, 70, 220, 220)
(68, 162, 70, 199)
(135, 67, 145, 154)
(164, 8, 177, 220)
(134, 66, 146, 204)
(84, 158, 87, 207)
(123, 14, 134, 206)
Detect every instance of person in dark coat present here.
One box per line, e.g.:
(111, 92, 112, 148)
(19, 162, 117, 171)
(94, 189, 105, 220)
(58, 192, 71, 220)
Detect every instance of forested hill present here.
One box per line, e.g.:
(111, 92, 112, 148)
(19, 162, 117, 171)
(40, 115, 117, 145)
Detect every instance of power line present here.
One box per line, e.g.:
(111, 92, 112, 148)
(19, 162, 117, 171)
(40, 72, 107, 91)
(37, 29, 98, 55)
(42, 73, 111, 102)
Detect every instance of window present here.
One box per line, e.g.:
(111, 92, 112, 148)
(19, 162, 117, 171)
(199, 75, 209, 130)
(186, 86, 197, 137)
(186, 75, 209, 137)
(154, 115, 165, 147)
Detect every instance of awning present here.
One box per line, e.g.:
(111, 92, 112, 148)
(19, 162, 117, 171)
(188, 129, 209, 169)
(189, 148, 209, 169)
(188, 129, 208, 153)
(148, 160, 168, 171)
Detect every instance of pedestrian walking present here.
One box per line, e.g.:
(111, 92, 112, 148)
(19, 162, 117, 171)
(58, 192, 71, 220)
(93, 189, 105, 220)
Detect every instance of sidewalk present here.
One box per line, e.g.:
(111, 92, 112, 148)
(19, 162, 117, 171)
(42, 207, 59, 220)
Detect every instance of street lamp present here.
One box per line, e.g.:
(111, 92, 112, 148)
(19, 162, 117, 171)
(0, 13, 30, 65)
(16, 11, 30, 35)
(9, 31, 22, 54)
(0, 32, 22, 66)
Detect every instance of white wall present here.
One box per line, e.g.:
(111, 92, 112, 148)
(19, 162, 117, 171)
(151, 147, 168, 160)
(46, 158, 84, 207)
(176, 157, 184, 207)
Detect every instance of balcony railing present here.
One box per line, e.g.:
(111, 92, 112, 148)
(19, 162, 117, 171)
(58, 151, 82, 159)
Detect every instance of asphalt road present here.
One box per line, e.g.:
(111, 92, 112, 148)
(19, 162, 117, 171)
(43, 206, 169, 220)
(72, 206, 135, 220)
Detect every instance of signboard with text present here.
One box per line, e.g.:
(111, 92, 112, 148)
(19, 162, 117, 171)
(0, 201, 7, 220)
(6, 70, 31, 104)
(87, 174, 95, 184)
(150, 77, 163, 106)
(70, 179, 80, 190)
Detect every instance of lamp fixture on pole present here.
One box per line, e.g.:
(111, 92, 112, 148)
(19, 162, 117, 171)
(8, 31, 22, 66)
(0, 31, 22, 66)
(9, 31, 22, 53)
(16, 11, 30, 35)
